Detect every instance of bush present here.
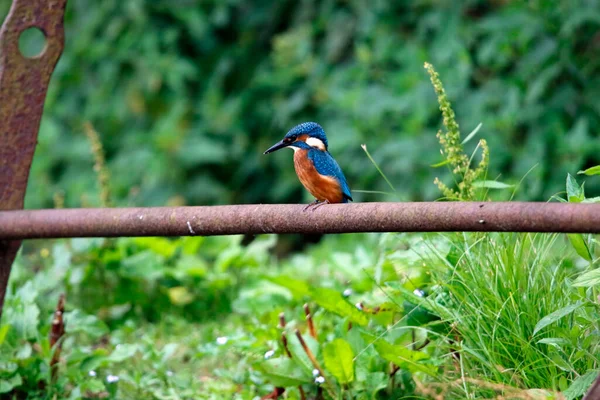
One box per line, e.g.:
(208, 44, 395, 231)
(2, 0, 599, 208)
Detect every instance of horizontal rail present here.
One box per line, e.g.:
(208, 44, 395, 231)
(0, 202, 599, 239)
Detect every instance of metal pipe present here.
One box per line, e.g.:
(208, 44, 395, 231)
(0, 202, 599, 239)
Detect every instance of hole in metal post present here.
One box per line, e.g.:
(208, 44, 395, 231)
(18, 27, 47, 58)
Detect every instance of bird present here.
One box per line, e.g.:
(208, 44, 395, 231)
(264, 122, 352, 210)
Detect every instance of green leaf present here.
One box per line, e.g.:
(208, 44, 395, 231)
(533, 301, 583, 335)
(537, 337, 569, 349)
(472, 180, 514, 189)
(260, 358, 312, 387)
(64, 310, 109, 339)
(133, 237, 178, 258)
(583, 196, 600, 203)
(566, 174, 584, 203)
(4, 299, 40, 340)
(323, 339, 354, 384)
(312, 288, 368, 326)
(79, 378, 107, 395)
(563, 370, 599, 400)
(578, 165, 600, 176)
(0, 374, 22, 394)
(430, 159, 450, 168)
(107, 344, 140, 363)
(567, 234, 593, 261)
(385, 282, 453, 320)
(0, 361, 18, 375)
(168, 286, 195, 306)
(461, 122, 482, 144)
(363, 334, 435, 376)
(0, 325, 9, 346)
(120, 250, 165, 280)
(267, 275, 311, 298)
(287, 333, 320, 374)
(573, 269, 600, 287)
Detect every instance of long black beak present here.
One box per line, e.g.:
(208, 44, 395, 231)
(263, 139, 289, 154)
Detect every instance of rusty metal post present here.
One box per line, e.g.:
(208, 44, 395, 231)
(0, 0, 67, 316)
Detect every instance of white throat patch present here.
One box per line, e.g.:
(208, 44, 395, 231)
(305, 137, 326, 151)
(288, 145, 300, 152)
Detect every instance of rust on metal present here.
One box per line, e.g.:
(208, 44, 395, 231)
(0, 0, 67, 314)
(0, 202, 599, 239)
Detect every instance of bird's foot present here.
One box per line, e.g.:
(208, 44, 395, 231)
(303, 199, 320, 212)
(303, 199, 329, 212)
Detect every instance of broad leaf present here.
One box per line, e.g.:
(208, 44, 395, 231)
(323, 339, 354, 384)
(312, 288, 368, 326)
(567, 234, 593, 261)
(0, 374, 22, 394)
(267, 276, 311, 298)
(533, 302, 583, 335)
(107, 344, 140, 363)
(573, 269, 600, 287)
(260, 358, 312, 387)
(363, 333, 435, 376)
(566, 174, 584, 203)
(563, 370, 599, 400)
(287, 333, 320, 374)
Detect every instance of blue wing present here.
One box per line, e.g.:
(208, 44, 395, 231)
(308, 149, 353, 202)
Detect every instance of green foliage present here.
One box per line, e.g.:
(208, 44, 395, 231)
(2, 1, 599, 207)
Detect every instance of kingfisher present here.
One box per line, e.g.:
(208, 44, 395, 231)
(264, 122, 352, 210)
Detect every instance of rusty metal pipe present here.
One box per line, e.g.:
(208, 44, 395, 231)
(0, 202, 599, 239)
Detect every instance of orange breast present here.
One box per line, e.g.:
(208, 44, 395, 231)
(293, 149, 344, 203)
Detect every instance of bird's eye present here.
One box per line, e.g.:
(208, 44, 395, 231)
(285, 135, 297, 143)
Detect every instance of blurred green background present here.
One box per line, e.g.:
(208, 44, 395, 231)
(3, 0, 599, 208)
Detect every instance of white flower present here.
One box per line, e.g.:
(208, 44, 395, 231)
(88, 370, 97, 377)
(106, 375, 119, 383)
(355, 302, 363, 311)
(343, 289, 353, 297)
(166, 370, 173, 377)
(312, 368, 320, 377)
(413, 289, 425, 297)
(216, 336, 228, 345)
(264, 350, 275, 359)
(315, 376, 325, 384)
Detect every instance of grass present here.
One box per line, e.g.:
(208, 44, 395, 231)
(424, 232, 595, 398)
